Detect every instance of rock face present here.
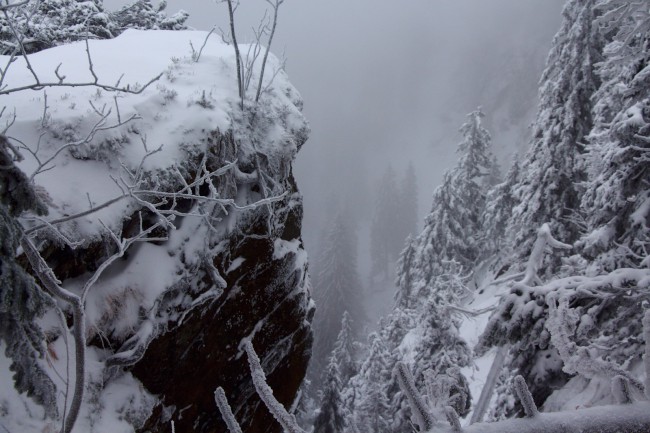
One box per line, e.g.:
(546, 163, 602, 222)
(133, 170, 313, 433)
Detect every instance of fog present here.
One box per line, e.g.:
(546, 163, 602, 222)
(106, 0, 565, 321)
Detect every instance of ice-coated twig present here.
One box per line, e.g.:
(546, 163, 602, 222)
(394, 362, 435, 431)
(612, 376, 634, 404)
(192, 27, 216, 63)
(244, 340, 306, 433)
(255, 0, 284, 102)
(513, 375, 538, 417)
(643, 310, 650, 400)
(20, 236, 85, 433)
(444, 406, 462, 432)
(214, 387, 243, 433)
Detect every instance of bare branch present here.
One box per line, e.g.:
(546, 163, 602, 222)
(20, 235, 85, 433)
(256, 0, 284, 103)
(0, 1, 29, 12)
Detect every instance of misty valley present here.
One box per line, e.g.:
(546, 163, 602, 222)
(0, 1, 649, 433)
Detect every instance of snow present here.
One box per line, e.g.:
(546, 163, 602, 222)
(429, 402, 650, 433)
(1, 27, 308, 433)
(3, 29, 306, 241)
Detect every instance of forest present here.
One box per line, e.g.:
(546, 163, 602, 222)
(0, 0, 649, 432)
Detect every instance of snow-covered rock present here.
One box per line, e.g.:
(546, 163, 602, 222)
(0, 29, 312, 433)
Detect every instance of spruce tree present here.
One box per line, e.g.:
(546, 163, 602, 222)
(580, 0, 650, 271)
(310, 212, 364, 385)
(509, 0, 602, 260)
(111, 0, 189, 32)
(370, 165, 399, 279)
(482, 157, 521, 258)
(397, 162, 419, 245)
(313, 359, 345, 433)
(408, 108, 496, 299)
(0, 140, 57, 417)
(350, 333, 391, 433)
(0, 0, 188, 55)
(330, 311, 357, 384)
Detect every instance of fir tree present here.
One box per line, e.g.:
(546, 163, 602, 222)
(313, 359, 345, 433)
(350, 333, 392, 433)
(482, 157, 521, 258)
(310, 211, 364, 386)
(111, 0, 189, 32)
(370, 165, 399, 279)
(408, 108, 496, 300)
(394, 235, 417, 310)
(0, 0, 116, 54)
(509, 0, 602, 260)
(397, 162, 419, 245)
(580, 0, 650, 271)
(0, 139, 57, 417)
(330, 311, 357, 384)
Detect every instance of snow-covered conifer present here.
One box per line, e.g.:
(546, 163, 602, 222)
(310, 211, 365, 386)
(331, 311, 357, 384)
(409, 108, 496, 293)
(351, 334, 393, 433)
(509, 0, 602, 260)
(0, 0, 117, 54)
(111, 0, 189, 32)
(579, 0, 650, 271)
(394, 235, 417, 310)
(313, 358, 345, 433)
(370, 165, 400, 278)
(482, 157, 521, 257)
(398, 162, 419, 243)
(0, 141, 56, 418)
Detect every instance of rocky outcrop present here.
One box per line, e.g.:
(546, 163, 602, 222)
(133, 169, 313, 433)
(2, 30, 312, 433)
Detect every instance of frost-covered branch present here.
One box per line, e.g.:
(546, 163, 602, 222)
(214, 387, 243, 433)
(0, 15, 161, 96)
(255, 0, 283, 103)
(20, 235, 85, 433)
(217, 0, 285, 107)
(520, 223, 572, 286)
(643, 310, 650, 400)
(546, 293, 645, 393)
(513, 375, 538, 417)
(244, 340, 306, 433)
(220, 0, 243, 108)
(394, 362, 436, 431)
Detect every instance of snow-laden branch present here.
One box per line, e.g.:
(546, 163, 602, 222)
(546, 293, 645, 393)
(520, 223, 572, 286)
(394, 362, 436, 431)
(244, 340, 306, 433)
